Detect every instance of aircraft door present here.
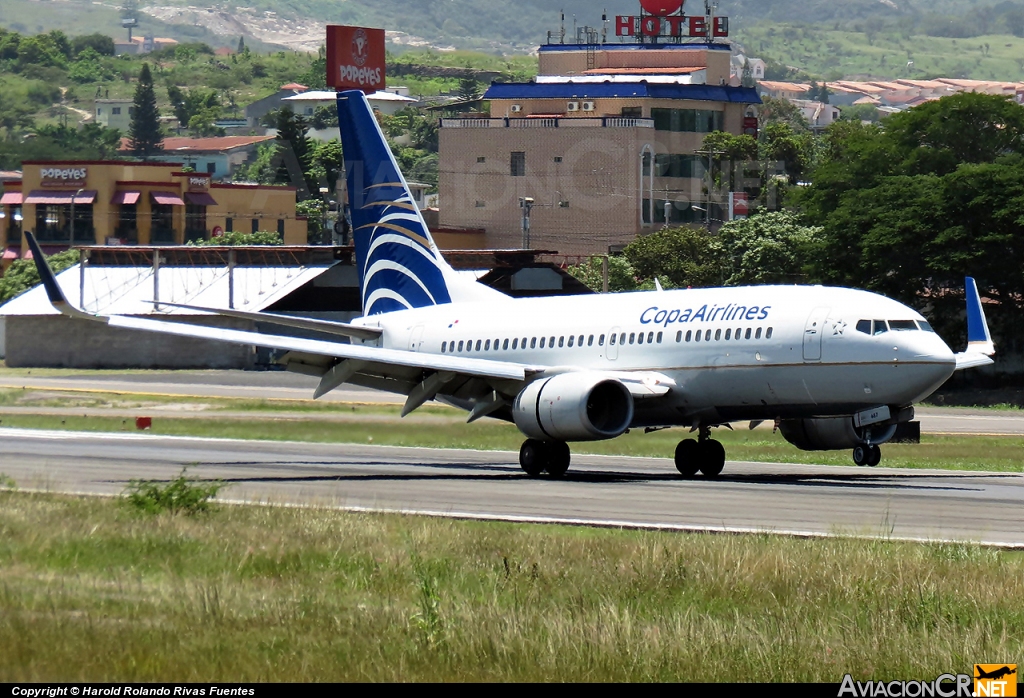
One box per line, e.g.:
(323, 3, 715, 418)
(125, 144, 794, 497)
(607, 326, 621, 361)
(409, 325, 425, 352)
(803, 307, 830, 362)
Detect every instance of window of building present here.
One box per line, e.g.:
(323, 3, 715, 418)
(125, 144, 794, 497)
(277, 219, 285, 236)
(621, 107, 642, 118)
(185, 204, 207, 243)
(477, 156, 486, 163)
(151, 203, 175, 244)
(475, 201, 486, 208)
(112, 107, 121, 115)
(206, 162, 216, 174)
(97, 108, 102, 115)
(117, 203, 138, 244)
(510, 151, 526, 177)
(651, 108, 725, 133)
(128, 107, 134, 115)
(553, 156, 563, 163)
(653, 154, 704, 179)
(225, 217, 233, 232)
(251, 218, 259, 234)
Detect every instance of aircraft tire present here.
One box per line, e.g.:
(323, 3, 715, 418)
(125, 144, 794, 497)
(867, 445, 882, 467)
(546, 441, 571, 478)
(698, 440, 726, 478)
(519, 439, 547, 477)
(674, 439, 700, 477)
(852, 445, 870, 466)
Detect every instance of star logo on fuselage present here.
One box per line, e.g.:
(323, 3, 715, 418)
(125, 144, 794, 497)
(832, 320, 847, 336)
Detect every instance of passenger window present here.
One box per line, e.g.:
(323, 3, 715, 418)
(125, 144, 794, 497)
(725, 329, 732, 340)
(441, 342, 447, 353)
(695, 330, 702, 341)
(620, 333, 627, 345)
(873, 320, 888, 335)
(531, 337, 537, 348)
(856, 320, 871, 335)
(458, 341, 464, 352)
(588, 335, 594, 346)
(550, 336, 556, 347)
(766, 328, 774, 339)
(735, 328, 741, 340)
(599, 335, 605, 346)
(485, 340, 491, 351)
(629, 333, 636, 345)
(579, 335, 584, 346)
(511, 338, 518, 350)
(706, 331, 712, 342)
(657, 332, 663, 343)
(540, 338, 546, 349)
(566, 336, 573, 348)
(676, 331, 682, 343)
(648, 332, 655, 344)
(610, 334, 616, 346)
(715, 329, 722, 341)
(745, 328, 751, 340)
(475, 340, 482, 351)
(638, 333, 644, 345)
(686, 330, 692, 342)
(755, 328, 762, 339)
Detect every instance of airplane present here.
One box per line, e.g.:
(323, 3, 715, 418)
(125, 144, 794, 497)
(24, 89, 996, 479)
(975, 666, 1016, 681)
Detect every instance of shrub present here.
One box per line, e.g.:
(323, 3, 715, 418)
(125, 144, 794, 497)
(123, 468, 225, 515)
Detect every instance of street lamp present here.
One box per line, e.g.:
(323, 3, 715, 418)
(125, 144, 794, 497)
(519, 197, 534, 249)
(69, 188, 84, 247)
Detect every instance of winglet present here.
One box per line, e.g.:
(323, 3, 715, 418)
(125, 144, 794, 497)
(965, 276, 995, 356)
(24, 232, 94, 321)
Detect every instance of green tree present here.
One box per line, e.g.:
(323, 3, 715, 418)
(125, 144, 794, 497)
(167, 86, 221, 128)
(128, 63, 163, 157)
(717, 211, 821, 286)
(0, 250, 80, 304)
(759, 95, 810, 133)
(623, 226, 728, 289)
(233, 142, 278, 184)
(72, 33, 115, 57)
(274, 107, 316, 194)
(190, 230, 282, 246)
(567, 255, 646, 293)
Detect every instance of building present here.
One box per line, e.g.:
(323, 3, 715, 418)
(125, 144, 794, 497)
(94, 99, 135, 132)
(245, 83, 310, 127)
(118, 135, 276, 180)
(0, 160, 307, 260)
(791, 99, 842, 132)
(438, 39, 761, 255)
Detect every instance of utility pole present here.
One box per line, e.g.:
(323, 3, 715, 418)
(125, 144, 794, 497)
(519, 197, 534, 249)
(69, 188, 84, 246)
(694, 146, 725, 228)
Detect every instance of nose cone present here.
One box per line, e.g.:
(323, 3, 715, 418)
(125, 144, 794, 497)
(903, 332, 957, 402)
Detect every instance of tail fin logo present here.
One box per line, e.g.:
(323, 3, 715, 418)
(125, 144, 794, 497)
(337, 90, 453, 316)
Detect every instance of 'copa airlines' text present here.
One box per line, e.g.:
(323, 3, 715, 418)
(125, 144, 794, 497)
(640, 304, 771, 327)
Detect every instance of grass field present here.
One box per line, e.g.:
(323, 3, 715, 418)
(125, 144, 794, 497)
(0, 491, 1021, 682)
(0, 385, 1022, 472)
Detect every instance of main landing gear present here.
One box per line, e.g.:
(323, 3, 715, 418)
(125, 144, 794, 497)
(852, 443, 882, 467)
(674, 428, 726, 478)
(519, 439, 571, 478)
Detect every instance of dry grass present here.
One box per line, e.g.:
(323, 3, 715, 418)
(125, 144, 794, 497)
(0, 492, 1022, 682)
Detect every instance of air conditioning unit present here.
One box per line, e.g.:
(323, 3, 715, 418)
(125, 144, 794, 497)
(567, 101, 581, 112)
(510, 104, 523, 113)
(582, 101, 596, 112)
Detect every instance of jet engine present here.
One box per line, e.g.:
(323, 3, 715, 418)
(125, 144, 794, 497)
(513, 373, 634, 442)
(778, 417, 898, 452)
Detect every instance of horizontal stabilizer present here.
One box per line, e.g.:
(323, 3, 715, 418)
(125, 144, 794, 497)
(955, 353, 995, 371)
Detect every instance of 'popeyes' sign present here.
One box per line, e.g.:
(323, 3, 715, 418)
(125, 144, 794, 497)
(40, 166, 87, 187)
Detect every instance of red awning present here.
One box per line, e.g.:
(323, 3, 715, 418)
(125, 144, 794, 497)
(151, 191, 185, 206)
(2, 247, 19, 261)
(24, 190, 98, 205)
(184, 191, 218, 206)
(0, 192, 22, 205)
(111, 191, 141, 205)
(22, 245, 68, 260)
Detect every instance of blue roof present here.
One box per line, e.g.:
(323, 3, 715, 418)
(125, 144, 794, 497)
(483, 82, 762, 104)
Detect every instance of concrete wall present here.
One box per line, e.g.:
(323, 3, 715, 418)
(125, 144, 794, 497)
(4, 315, 258, 369)
(0, 316, 5, 360)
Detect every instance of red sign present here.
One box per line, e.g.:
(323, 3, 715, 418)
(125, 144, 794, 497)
(639, 0, 684, 15)
(616, 15, 729, 37)
(212, 226, 224, 238)
(326, 25, 386, 93)
(743, 116, 759, 138)
(730, 193, 749, 221)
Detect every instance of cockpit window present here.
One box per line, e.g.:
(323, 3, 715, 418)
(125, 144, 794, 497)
(889, 320, 918, 331)
(872, 320, 888, 335)
(856, 320, 871, 335)
(917, 320, 935, 332)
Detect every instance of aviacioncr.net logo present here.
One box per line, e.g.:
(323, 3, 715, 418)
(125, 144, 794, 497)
(974, 665, 1017, 697)
(839, 674, 974, 698)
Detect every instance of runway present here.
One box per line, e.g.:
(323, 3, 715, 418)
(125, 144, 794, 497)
(2, 428, 1023, 547)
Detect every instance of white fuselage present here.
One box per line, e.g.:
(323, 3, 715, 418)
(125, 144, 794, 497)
(356, 285, 956, 427)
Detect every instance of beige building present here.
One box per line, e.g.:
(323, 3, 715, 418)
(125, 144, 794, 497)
(438, 43, 761, 255)
(0, 160, 307, 259)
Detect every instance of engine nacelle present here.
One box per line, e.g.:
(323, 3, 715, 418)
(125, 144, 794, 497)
(513, 373, 634, 442)
(779, 417, 898, 452)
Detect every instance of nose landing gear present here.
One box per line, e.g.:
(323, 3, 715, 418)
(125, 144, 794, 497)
(674, 427, 726, 478)
(852, 443, 882, 467)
